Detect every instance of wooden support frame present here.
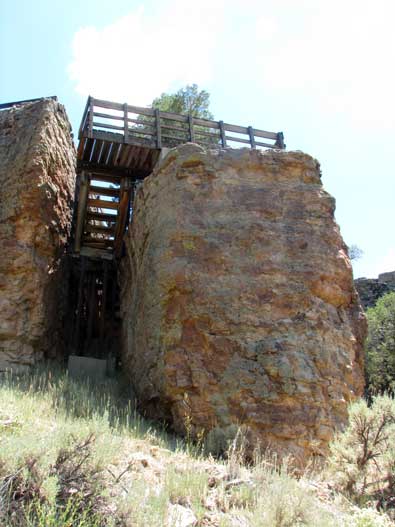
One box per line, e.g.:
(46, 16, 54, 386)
(74, 171, 90, 253)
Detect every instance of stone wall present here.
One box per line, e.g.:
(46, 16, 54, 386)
(120, 144, 366, 460)
(0, 99, 75, 371)
(355, 272, 395, 309)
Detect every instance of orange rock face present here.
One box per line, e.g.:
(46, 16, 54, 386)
(0, 99, 75, 371)
(120, 144, 366, 459)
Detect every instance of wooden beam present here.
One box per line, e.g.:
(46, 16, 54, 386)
(114, 177, 132, 257)
(86, 211, 117, 222)
(87, 198, 119, 210)
(74, 171, 90, 253)
(89, 185, 120, 198)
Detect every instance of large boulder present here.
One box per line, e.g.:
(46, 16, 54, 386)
(120, 144, 366, 459)
(0, 99, 75, 370)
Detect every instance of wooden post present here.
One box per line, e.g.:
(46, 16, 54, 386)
(88, 96, 93, 139)
(100, 260, 108, 350)
(248, 126, 256, 149)
(123, 103, 128, 142)
(74, 256, 86, 351)
(86, 273, 97, 354)
(155, 109, 162, 148)
(188, 114, 195, 142)
(275, 132, 285, 149)
(219, 120, 227, 147)
(73, 171, 90, 253)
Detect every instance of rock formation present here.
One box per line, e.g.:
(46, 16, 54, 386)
(0, 99, 75, 371)
(355, 271, 395, 309)
(120, 144, 366, 460)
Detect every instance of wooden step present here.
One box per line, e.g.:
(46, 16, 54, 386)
(83, 236, 114, 246)
(90, 173, 123, 184)
(85, 224, 115, 235)
(89, 185, 120, 198)
(86, 211, 117, 223)
(87, 198, 119, 210)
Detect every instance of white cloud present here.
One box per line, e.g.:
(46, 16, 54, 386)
(68, 0, 395, 128)
(68, 0, 226, 105)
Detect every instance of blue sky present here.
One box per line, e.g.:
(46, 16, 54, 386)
(1, 0, 394, 278)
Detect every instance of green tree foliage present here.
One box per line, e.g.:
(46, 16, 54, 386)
(365, 292, 395, 394)
(151, 84, 214, 119)
(145, 84, 218, 147)
(349, 244, 364, 261)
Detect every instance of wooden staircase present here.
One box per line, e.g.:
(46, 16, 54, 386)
(72, 96, 285, 261)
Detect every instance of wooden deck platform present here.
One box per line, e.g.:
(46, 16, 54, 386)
(73, 96, 285, 260)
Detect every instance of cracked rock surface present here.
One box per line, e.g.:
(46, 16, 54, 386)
(120, 144, 366, 460)
(0, 99, 75, 370)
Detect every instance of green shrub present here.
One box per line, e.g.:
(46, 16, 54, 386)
(365, 292, 395, 394)
(328, 395, 395, 504)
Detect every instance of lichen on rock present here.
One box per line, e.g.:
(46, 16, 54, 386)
(0, 99, 75, 371)
(120, 143, 366, 460)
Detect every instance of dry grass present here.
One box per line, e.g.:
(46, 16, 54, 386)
(0, 366, 393, 526)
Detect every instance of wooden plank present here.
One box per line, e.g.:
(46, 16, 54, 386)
(118, 144, 131, 166)
(92, 98, 124, 111)
(93, 111, 123, 122)
(248, 126, 256, 149)
(192, 117, 220, 129)
(89, 129, 124, 144)
(193, 128, 220, 140)
(161, 132, 188, 142)
(82, 138, 94, 162)
(107, 143, 119, 166)
(88, 198, 119, 210)
(160, 122, 188, 133)
(136, 147, 151, 170)
(80, 246, 113, 260)
(98, 142, 111, 164)
(92, 121, 124, 131)
(79, 98, 90, 139)
(100, 261, 108, 344)
(89, 185, 120, 198)
(114, 178, 132, 257)
(77, 137, 86, 159)
(89, 140, 102, 164)
(255, 140, 277, 148)
(83, 235, 114, 245)
(128, 127, 155, 137)
(219, 120, 227, 147)
(74, 256, 86, 348)
(127, 117, 155, 128)
(88, 97, 93, 139)
(87, 211, 117, 222)
(252, 129, 278, 140)
(225, 135, 251, 145)
(74, 171, 90, 253)
(109, 143, 122, 165)
(85, 224, 115, 235)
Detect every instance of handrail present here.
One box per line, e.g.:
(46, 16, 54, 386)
(79, 96, 285, 150)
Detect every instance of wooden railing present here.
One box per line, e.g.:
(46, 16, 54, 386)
(79, 96, 285, 150)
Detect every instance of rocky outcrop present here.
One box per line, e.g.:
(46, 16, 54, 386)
(120, 144, 366, 460)
(355, 272, 395, 309)
(0, 99, 75, 371)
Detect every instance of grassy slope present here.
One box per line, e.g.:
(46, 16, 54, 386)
(0, 368, 393, 527)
